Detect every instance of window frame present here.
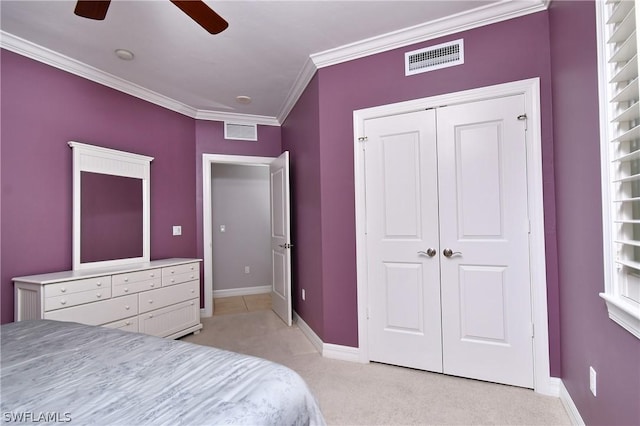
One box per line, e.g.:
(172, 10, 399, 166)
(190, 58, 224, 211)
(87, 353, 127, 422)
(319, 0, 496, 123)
(596, 0, 640, 339)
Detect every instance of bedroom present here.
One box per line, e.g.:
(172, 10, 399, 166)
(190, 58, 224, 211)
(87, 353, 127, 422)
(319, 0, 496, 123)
(1, 1, 639, 425)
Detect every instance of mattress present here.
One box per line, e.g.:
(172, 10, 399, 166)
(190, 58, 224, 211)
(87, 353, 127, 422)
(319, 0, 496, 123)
(1, 320, 325, 425)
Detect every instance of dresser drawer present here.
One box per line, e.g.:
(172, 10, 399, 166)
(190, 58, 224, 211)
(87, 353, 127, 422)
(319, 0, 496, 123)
(139, 299, 199, 337)
(113, 277, 161, 297)
(139, 280, 199, 314)
(103, 316, 139, 333)
(45, 287, 112, 311)
(162, 262, 199, 281)
(44, 276, 111, 298)
(112, 268, 161, 286)
(44, 294, 138, 326)
(162, 270, 199, 287)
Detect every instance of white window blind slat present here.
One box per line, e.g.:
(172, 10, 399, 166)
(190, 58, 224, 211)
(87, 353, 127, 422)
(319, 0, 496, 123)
(598, 0, 640, 337)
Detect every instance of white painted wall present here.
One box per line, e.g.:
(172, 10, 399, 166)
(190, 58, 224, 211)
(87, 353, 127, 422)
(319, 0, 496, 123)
(211, 164, 271, 293)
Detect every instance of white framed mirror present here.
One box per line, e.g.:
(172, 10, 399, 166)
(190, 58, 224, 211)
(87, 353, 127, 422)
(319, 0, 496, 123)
(69, 141, 153, 270)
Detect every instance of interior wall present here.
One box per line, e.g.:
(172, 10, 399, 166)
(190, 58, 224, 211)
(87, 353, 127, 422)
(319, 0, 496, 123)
(0, 49, 198, 324)
(194, 121, 282, 307)
(211, 164, 271, 294)
(284, 11, 559, 363)
(548, 1, 640, 424)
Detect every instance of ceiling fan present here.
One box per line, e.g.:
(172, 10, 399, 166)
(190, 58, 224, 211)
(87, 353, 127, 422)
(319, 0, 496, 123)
(74, 0, 229, 34)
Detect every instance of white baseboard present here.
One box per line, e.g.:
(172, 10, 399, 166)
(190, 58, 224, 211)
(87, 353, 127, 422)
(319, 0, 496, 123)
(559, 380, 585, 426)
(294, 311, 363, 362)
(293, 311, 323, 354)
(212, 285, 271, 298)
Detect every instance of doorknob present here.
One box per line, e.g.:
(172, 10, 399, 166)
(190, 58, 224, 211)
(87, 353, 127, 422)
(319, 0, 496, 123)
(278, 243, 294, 249)
(418, 248, 437, 257)
(443, 248, 462, 258)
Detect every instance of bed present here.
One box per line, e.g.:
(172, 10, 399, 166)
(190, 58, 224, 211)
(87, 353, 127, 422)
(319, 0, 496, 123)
(1, 320, 325, 425)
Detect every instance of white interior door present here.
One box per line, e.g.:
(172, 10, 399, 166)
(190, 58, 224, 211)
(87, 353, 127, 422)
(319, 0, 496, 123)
(365, 110, 443, 372)
(365, 95, 534, 388)
(270, 151, 292, 326)
(437, 96, 533, 388)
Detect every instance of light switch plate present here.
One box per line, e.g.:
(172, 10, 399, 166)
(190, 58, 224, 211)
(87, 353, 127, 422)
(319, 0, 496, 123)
(172, 225, 182, 236)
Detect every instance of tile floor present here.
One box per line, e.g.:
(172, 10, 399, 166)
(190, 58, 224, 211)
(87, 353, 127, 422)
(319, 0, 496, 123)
(213, 293, 272, 316)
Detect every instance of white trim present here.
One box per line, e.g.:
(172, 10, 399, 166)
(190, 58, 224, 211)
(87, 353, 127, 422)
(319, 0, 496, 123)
(201, 154, 276, 317)
(1, 1, 548, 125)
(212, 285, 271, 299)
(68, 141, 153, 271)
(559, 380, 586, 426)
(294, 311, 363, 362)
(293, 311, 324, 354)
(353, 78, 554, 395)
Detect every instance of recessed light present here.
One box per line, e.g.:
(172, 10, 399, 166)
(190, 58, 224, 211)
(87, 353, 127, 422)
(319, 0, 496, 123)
(115, 49, 135, 61)
(236, 95, 252, 105)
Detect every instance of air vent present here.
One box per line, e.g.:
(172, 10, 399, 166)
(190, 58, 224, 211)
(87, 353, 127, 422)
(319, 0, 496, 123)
(224, 122, 258, 141)
(405, 39, 464, 76)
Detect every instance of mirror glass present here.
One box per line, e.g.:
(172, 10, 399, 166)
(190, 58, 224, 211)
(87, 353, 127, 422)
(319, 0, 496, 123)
(80, 172, 143, 263)
(70, 142, 153, 270)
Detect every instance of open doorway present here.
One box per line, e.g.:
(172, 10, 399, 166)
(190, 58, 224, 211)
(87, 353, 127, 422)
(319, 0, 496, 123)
(202, 153, 292, 325)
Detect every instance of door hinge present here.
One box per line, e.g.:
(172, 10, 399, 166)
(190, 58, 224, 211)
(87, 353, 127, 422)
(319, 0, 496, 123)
(517, 113, 528, 131)
(531, 322, 535, 338)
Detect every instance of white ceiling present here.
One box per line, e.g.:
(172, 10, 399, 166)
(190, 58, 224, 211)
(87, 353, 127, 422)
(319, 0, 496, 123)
(0, 0, 547, 124)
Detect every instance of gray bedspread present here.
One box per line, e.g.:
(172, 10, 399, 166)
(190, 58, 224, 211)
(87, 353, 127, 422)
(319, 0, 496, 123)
(1, 320, 325, 425)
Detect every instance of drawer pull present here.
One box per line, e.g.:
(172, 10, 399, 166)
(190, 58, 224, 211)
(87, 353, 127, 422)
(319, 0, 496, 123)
(96, 293, 102, 298)
(96, 282, 102, 287)
(148, 299, 153, 304)
(125, 321, 131, 326)
(170, 279, 175, 283)
(150, 283, 155, 288)
(190, 275, 195, 279)
(60, 300, 67, 305)
(60, 287, 66, 293)
(125, 305, 130, 310)
(124, 278, 129, 282)
(190, 289, 195, 293)
(190, 301, 194, 305)
(150, 273, 155, 277)
(170, 270, 175, 274)
(149, 314, 154, 318)
(124, 288, 129, 293)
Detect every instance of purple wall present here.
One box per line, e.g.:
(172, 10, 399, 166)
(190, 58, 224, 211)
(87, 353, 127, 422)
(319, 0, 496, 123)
(0, 50, 197, 324)
(282, 75, 324, 337)
(284, 10, 561, 373)
(549, 1, 640, 425)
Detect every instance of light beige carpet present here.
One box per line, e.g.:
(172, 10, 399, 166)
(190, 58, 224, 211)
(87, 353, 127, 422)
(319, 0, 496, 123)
(182, 310, 571, 425)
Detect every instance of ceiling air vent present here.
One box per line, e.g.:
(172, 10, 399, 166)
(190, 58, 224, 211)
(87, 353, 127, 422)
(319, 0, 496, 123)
(224, 122, 258, 141)
(405, 39, 464, 76)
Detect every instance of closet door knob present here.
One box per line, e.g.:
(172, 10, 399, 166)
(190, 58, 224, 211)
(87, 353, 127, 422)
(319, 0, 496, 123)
(443, 248, 462, 258)
(418, 248, 437, 257)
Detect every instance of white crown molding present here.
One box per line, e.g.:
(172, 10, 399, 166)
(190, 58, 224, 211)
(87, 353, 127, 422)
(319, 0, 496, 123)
(311, 0, 548, 69)
(0, 30, 199, 119)
(1, 0, 548, 126)
(277, 56, 318, 124)
(195, 109, 280, 126)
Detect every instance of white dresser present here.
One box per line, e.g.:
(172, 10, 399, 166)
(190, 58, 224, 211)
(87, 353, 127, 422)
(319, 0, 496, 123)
(13, 258, 203, 339)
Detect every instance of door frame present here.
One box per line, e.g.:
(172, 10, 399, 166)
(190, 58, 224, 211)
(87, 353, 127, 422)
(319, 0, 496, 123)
(353, 78, 555, 395)
(201, 153, 278, 317)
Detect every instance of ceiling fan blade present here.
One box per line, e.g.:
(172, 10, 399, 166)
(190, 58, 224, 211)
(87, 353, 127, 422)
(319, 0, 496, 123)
(74, 0, 111, 20)
(170, 0, 229, 34)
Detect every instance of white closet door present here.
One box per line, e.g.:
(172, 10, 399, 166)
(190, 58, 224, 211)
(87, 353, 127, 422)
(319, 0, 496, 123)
(365, 110, 443, 372)
(437, 95, 534, 388)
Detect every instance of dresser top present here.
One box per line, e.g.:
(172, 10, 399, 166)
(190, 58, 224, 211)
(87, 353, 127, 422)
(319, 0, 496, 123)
(13, 258, 202, 284)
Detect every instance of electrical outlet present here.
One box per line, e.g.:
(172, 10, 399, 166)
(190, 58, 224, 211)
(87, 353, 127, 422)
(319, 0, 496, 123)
(590, 366, 597, 397)
(302, 289, 306, 301)
(244, 266, 250, 274)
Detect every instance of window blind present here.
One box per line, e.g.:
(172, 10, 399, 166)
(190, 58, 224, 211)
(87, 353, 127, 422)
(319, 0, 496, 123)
(604, 0, 640, 306)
